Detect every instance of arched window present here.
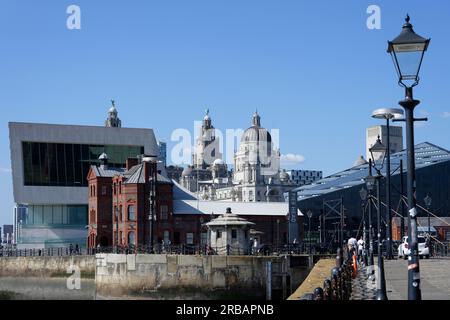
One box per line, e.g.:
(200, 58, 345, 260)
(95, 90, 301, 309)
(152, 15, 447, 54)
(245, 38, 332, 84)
(128, 231, 135, 246)
(128, 205, 135, 221)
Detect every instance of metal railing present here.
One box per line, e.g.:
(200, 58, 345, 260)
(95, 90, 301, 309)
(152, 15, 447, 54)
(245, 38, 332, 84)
(0, 243, 322, 257)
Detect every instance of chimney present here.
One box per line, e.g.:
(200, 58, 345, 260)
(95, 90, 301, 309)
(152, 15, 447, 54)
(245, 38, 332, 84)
(143, 160, 151, 183)
(126, 157, 139, 170)
(99, 153, 108, 170)
(142, 154, 158, 183)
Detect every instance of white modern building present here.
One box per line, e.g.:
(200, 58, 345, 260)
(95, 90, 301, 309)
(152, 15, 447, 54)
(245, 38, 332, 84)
(366, 125, 403, 161)
(8, 104, 160, 249)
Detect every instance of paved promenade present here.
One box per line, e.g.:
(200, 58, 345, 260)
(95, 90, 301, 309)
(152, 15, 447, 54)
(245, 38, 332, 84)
(384, 258, 450, 300)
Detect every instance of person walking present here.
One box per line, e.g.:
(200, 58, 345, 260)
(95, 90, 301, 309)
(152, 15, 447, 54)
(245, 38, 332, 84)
(357, 236, 364, 262)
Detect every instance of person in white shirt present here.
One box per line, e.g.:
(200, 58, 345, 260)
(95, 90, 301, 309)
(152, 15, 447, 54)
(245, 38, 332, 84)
(357, 237, 365, 262)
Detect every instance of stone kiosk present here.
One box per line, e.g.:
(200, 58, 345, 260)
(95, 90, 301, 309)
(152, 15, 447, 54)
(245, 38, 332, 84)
(205, 208, 255, 255)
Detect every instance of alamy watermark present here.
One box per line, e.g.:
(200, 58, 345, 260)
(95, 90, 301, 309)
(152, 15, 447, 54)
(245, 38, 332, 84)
(66, 5, 81, 30)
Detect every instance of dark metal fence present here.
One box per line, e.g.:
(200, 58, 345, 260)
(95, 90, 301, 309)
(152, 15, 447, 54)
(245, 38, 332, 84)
(0, 243, 320, 257)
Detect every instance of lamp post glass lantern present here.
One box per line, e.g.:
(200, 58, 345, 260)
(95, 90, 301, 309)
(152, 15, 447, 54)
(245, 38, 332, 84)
(388, 15, 429, 301)
(387, 15, 430, 88)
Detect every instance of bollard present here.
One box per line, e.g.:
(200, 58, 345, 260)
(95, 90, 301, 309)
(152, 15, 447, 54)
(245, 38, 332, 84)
(313, 287, 324, 300)
(323, 279, 332, 301)
(336, 248, 342, 268)
(331, 267, 340, 300)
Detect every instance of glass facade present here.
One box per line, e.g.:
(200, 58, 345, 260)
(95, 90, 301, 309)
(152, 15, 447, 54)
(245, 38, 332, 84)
(25, 205, 88, 226)
(22, 142, 144, 187)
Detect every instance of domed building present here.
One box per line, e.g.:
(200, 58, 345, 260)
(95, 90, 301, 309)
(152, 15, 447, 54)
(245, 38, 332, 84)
(215, 111, 294, 202)
(180, 110, 294, 202)
(181, 110, 231, 195)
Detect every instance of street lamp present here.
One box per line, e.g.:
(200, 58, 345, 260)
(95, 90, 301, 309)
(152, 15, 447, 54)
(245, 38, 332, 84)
(369, 136, 388, 300)
(143, 154, 160, 254)
(388, 15, 430, 301)
(359, 187, 368, 266)
(364, 162, 376, 280)
(424, 195, 432, 236)
(307, 210, 313, 254)
(372, 108, 404, 260)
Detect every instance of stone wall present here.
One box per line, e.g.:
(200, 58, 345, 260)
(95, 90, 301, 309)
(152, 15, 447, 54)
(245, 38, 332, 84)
(0, 256, 96, 278)
(95, 254, 298, 299)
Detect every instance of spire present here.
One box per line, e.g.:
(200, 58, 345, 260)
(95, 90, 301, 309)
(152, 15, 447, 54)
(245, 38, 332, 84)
(252, 110, 261, 127)
(203, 108, 212, 128)
(105, 100, 122, 128)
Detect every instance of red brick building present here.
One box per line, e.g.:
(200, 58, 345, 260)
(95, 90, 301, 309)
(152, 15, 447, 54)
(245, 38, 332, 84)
(88, 156, 303, 250)
(392, 217, 450, 242)
(87, 155, 173, 249)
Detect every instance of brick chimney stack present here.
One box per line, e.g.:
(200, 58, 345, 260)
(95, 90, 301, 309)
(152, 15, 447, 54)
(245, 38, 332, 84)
(126, 158, 139, 170)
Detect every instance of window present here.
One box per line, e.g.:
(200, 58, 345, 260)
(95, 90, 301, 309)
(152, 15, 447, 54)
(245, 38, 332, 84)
(119, 205, 122, 221)
(216, 230, 222, 239)
(186, 233, 194, 245)
(231, 229, 237, 239)
(446, 231, 450, 241)
(128, 205, 135, 221)
(201, 232, 208, 246)
(119, 231, 123, 245)
(102, 185, 107, 196)
(163, 230, 170, 244)
(128, 232, 135, 246)
(160, 205, 168, 220)
(22, 142, 144, 187)
(93, 185, 96, 197)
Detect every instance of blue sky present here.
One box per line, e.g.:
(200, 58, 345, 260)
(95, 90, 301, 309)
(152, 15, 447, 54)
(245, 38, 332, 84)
(1, 0, 449, 226)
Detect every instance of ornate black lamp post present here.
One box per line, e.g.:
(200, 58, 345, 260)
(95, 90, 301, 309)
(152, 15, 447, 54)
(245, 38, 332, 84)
(372, 108, 404, 260)
(424, 195, 432, 236)
(143, 155, 160, 254)
(307, 210, 313, 254)
(368, 136, 388, 300)
(364, 160, 375, 280)
(388, 15, 430, 300)
(359, 187, 369, 266)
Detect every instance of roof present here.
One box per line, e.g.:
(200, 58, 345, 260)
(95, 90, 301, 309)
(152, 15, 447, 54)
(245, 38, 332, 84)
(90, 165, 125, 178)
(173, 199, 301, 217)
(205, 212, 255, 227)
(123, 164, 172, 184)
(172, 180, 199, 200)
(292, 142, 450, 202)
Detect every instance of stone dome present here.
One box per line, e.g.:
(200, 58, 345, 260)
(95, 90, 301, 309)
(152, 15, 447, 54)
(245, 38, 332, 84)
(241, 111, 272, 144)
(241, 126, 272, 143)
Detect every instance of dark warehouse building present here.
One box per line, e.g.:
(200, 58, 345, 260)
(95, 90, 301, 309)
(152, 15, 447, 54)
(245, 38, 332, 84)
(291, 142, 450, 248)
